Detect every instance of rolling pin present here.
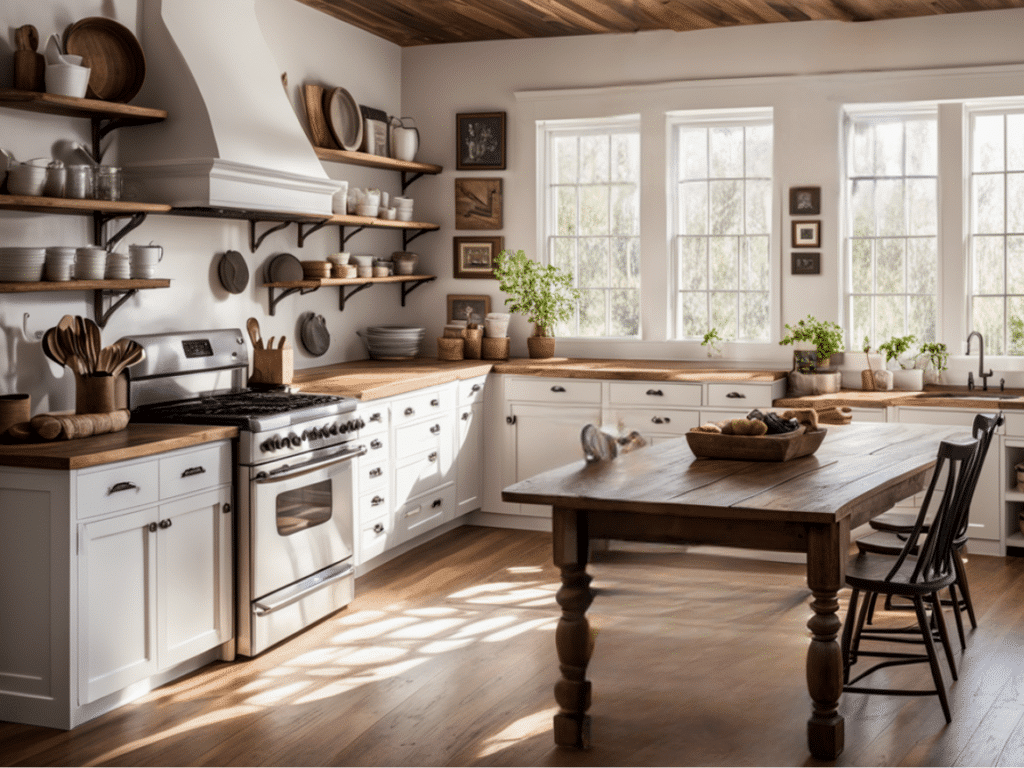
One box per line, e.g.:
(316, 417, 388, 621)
(28, 410, 131, 441)
(14, 25, 45, 92)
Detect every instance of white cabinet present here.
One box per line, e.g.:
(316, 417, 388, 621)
(456, 377, 486, 518)
(0, 439, 233, 729)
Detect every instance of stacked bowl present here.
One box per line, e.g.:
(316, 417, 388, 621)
(74, 247, 107, 280)
(0, 247, 46, 282)
(357, 326, 425, 360)
(45, 247, 77, 281)
(393, 196, 414, 222)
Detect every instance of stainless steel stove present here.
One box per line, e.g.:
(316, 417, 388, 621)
(125, 329, 365, 656)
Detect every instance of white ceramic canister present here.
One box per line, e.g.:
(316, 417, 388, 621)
(390, 117, 419, 162)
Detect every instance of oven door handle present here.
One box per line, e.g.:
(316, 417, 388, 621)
(252, 561, 354, 617)
(253, 445, 367, 484)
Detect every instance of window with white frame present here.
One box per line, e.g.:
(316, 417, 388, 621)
(968, 106, 1024, 355)
(541, 117, 640, 337)
(844, 107, 938, 349)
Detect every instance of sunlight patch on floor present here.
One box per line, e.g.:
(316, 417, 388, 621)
(476, 706, 558, 758)
(482, 616, 557, 642)
(330, 615, 419, 641)
(244, 680, 312, 706)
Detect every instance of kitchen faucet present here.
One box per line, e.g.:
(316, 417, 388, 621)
(966, 331, 993, 391)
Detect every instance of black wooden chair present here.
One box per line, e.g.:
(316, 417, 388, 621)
(856, 413, 1002, 648)
(841, 433, 980, 723)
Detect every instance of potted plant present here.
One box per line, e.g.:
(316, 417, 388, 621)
(878, 334, 921, 390)
(779, 315, 845, 371)
(493, 249, 581, 359)
(701, 328, 725, 358)
(917, 341, 949, 386)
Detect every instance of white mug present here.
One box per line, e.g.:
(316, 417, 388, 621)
(129, 244, 163, 266)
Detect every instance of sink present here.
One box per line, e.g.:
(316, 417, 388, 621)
(923, 392, 1018, 400)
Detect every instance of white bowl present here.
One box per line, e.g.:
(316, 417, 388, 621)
(356, 205, 378, 217)
(351, 254, 375, 267)
(396, 209, 413, 222)
(7, 165, 47, 196)
(45, 64, 91, 99)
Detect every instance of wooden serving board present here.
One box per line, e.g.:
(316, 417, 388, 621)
(685, 427, 827, 462)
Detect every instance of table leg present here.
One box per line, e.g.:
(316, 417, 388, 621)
(805, 520, 848, 760)
(552, 506, 594, 748)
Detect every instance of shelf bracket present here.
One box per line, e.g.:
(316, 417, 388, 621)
(93, 211, 148, 250)
(93, 288, 138, 329)
(267, 285, 318, 316)
(339, 282, 374, 311)
(249, 220, 292, 253)
(402, 228, 432, 250)
(400, 277, 435, 306)
(338, 224, 368, 249)
(297, 219, 332, 248)
(91, 115, 164, 163)
(401, 171, 426, 193)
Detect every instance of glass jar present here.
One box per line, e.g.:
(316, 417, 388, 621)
(65, 165, 93, 199)
(94, 166, 122, 201)
(44, 160, 66, 197)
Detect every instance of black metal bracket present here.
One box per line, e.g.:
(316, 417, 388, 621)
(402, 227, 433, 250)
(401, 171, 426, 193)
(91, 115, 164, 163)
(267, 285, 319, 316)
(297, 219, 332, 248)
(400, 277, 435, 306)
(339, 282, 374, 311)
(338, 224, 368, 249)
(249, 220, 292, 253)
(93, 211, 148, 250)
(93, 288, 139, 329)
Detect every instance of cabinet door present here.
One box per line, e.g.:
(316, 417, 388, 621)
(456, 404, 483, 518)
(512, 402, 602, 518)
(78, 508, 158, 704)
(157, 487, 233, 669)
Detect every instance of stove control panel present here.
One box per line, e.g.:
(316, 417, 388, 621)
(258, 416, 364, 454)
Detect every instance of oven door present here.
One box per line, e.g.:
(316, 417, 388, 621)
(248, 443, 364, 600)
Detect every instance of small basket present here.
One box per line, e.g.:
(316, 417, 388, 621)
(301, 260, 332, 279)
(437, 337, 464, 361)
(481, 336, 510, 360)
(464, 327, 483, 359)
(861, 369, 876, 391)
(332, 264, 357, 279)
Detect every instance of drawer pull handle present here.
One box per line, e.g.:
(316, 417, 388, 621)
(373, 523, 384, 534)
(726, 392, 746, 399)
(181, 465, 206, 478)
(430, 424, 441, 434)
(506, 415, 517, 425)
(432, 498, 442, 508)
(405, 407, 415, 416)
(652, 416, 671, 424)
(370, 413, 382, 422)
(371, 439, 383, 449)
(148, 522, 158, 533)
(428, 452, 438, 463)
(159, 519, 172, 529)
(646, 389, 664, 396)
(551, 385, 566, 392)
(431, 398, 440, 407)
(107, 481, 138, 495)
(222, 503, 232, 514)
(462, 412, 470, 421)
(471, 384, 481, 392)
(369, 467, 383, 478)
(371, 495, 385, 507)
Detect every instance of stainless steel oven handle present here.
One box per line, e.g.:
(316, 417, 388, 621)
(253, 445, 367, 485)
(252, 562, 354, 616)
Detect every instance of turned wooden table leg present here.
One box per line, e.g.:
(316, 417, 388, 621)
(805, 520, 848, 760)
(552, 506, 594, 749)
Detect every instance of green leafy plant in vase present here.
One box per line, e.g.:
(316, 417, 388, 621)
(778, 315, 845, 372)
(493, 249, 581, 359)
(879, 334, 922, 390)
(701, 328, 725, 358)
(917, 341, 949, 385)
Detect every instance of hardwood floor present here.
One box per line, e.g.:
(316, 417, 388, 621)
(3, 525, 1024, 766)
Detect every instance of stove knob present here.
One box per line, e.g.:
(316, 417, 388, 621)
(289, 434, 302, 448)
(260, 440, 273, 452)
(311, 427, 323, 439)
(329, 423, 339, 436)
(301, 429, 310, 442)
(272, 437, 284, 450)
(357, 418, 365, 429)
(339, 422, 349, 434)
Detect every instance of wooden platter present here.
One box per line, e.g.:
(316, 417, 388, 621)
(685, 427, 828, 462)
(64, 17, 146, 103)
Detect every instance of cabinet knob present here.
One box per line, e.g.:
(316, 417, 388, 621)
(428, 451, 438, 463)
(471, 384, 481, 392)
(222, 503, 232, 514)
(551, 385, 566, 392)
(646, 389, 664, 396)
(430, 398, 440, 407)
(371, 495, 385, 506)
(371, 439, 383, 449)
(652, 416, 671, 424)
(405, 407, 415, 416)
(370, 413, 382, 422)
(462, 412, 470, 421)
(432, 498, 442, 508)
(506, 415, 517, 425)
(373, 523, 385, 534)
(726, 392, 746, 399)
(148, 522, 158, 533)
(158, 519, 172, 529)
(369, 467, 383, 477)
(430, 424, 441, 434)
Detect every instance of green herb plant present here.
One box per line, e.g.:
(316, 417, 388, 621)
(778, 315, 845, 363)
(862, 335, 872, 353)
(918, 341, 949, 372)
(701, 328, 725, 356)
(493, 249, 581, 337)
(1011, 316, 1024, 355)
(878, 334, 918, 369)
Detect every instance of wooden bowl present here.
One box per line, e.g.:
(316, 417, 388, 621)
(685, 427, 828, 462)
(301, 260, 332, 279)
(64, 17, 146, 103)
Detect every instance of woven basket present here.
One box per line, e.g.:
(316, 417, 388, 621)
(301, 260, 332, 279)
(481, 336, 510, 360)
(464, 328, 483, 359)
(437, 337, 464, 361)
(861, 369, 876, 390)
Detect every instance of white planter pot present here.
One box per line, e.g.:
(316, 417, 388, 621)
(787, 371, 842, 396)
(873, 369, 894, 391)
(892, 369, 924, 391)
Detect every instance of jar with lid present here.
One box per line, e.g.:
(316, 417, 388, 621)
(44, 160, 66, 197)
(94, 166, 122, 201)
(65, 165, 93, 199)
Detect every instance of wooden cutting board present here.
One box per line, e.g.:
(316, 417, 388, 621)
(303, 83, 338, 149)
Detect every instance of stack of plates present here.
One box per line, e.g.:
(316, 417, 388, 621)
(357, 326, 426, 360)
(0, 247, 46, 282)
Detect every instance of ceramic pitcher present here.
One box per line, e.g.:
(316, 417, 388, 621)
(390, 117, 419, 162)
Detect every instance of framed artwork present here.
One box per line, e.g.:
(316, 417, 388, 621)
(447, 294, 491, 325)
(456, 112, 506, 170)
(789, 186, 821, 216)
(792, 220, 821, 248)
(791, 252, 821, 275)
(453, 236, 504, 279)
(455, 178, 503, 229)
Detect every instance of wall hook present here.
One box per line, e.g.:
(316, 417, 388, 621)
(22, 312, 44, 343)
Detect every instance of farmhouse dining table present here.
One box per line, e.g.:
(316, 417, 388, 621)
(502, 422, 968, 760)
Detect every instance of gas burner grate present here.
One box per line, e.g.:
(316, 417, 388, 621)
(132, 389, 355, 428)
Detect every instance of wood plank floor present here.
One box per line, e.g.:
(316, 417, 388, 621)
(3, 525, 1024, 766)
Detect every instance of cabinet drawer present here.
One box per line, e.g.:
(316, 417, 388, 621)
(506, 377, 601, 404)
(395, 416, 451, 460)
(608, 381, 701, 407)
(391, 387, 454, 426)
(1004, 412, 1024, 437)
(358, 515, 390, 564)
(362, 431, 389, 463)
(395, 447, 445, 503)
(358, 489, 389, 521)
(458, 376, 487, 406)
(705, 382, 777, 408)
(357, 457, 388, 493)
(159, 442, 231, 500)
(610, 407, 700, 436)
(394, 484, 455, 546)
(77, 459, 160, 519)
(898, 407, 986, 428)
(357, 404, 389, 436)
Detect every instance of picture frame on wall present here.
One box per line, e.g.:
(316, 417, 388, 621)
(792, 220, 821, 248)
(447, 294, 492, 325)
(791, 252, 821, 275)
(453, 236, 504, 279)
(454, 178, 503, 229)
(456, 112, 506, 170)
(789, 186, 821, 216)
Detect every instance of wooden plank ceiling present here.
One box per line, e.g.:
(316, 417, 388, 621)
(296, 0, 1024, 46)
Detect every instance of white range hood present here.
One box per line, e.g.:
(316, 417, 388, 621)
(121, 0, 339, 215)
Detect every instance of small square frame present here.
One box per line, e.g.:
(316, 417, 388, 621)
(789, 186, 821, 216)
(447, 294, 491, 325)
(455, 177, 503, 229)
(453, 236, 504, 279)
(456, 112, 507, 171)
(792, 220, 821, 248)
(791, 252, 821, 275)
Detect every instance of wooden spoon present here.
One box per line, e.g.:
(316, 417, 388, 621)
(110, 341, 145, 378)
(83, 317, 102, 373)
(42, 328, 64, 366)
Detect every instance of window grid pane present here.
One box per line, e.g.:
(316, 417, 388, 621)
(546, 123, 640, 338)
(673, 117, 773, 342)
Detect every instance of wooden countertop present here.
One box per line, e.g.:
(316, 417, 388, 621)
(0, 424, 238, 470)
(775, 386, 1024, 410)
(293, 357, 789, 401)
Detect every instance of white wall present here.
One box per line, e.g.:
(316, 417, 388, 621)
(400, 8, 1024, 369)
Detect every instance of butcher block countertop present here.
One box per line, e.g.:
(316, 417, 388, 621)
(776, 386, 1024, 410)
(0, 424, 238, 470)
(292, 357, 789, 400)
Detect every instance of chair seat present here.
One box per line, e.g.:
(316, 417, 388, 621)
(856, 530, 908, 556)
(870, 510, 929, 533)
(846, 552, 956, 596)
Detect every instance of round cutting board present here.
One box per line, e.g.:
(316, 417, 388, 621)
(64, 17, 146, 103)
(218, 250, 249, 294)
(301, 314, 330, 357)
(324, 87, 363, 152)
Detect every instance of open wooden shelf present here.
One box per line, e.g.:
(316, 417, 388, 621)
(0, 279, 170, 293)
(0, 89, 167, 123)
(326, 213, 439, 231)
(313, 147, 442, 175)
(263, 274, 436, 315)
(0, 194, 171, 216)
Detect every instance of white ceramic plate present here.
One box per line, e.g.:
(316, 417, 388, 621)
(324, 87, 363, 152)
